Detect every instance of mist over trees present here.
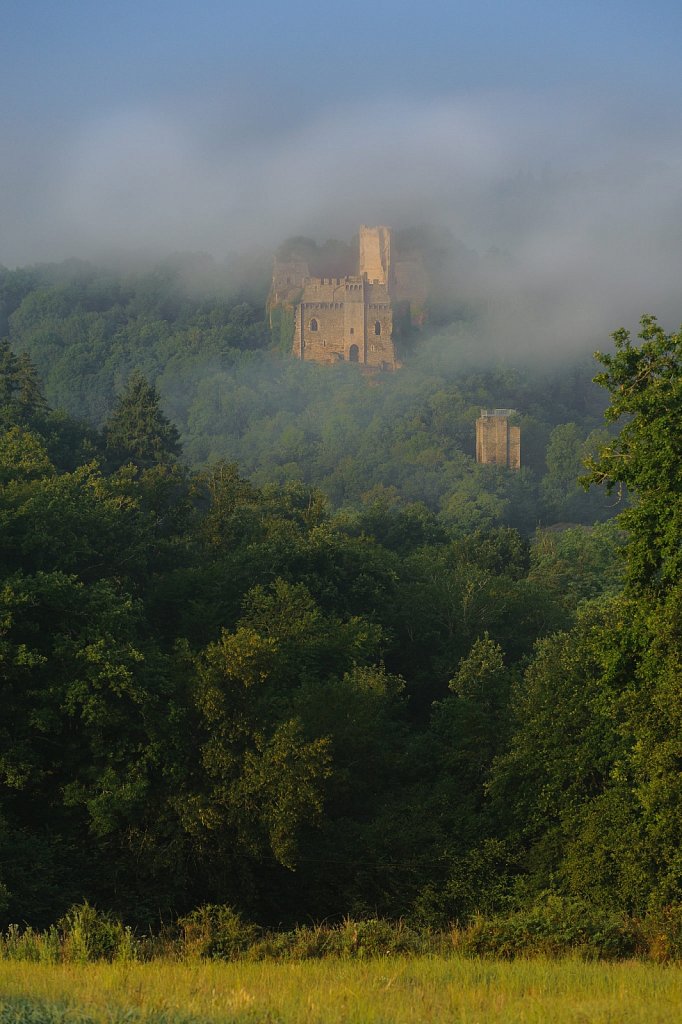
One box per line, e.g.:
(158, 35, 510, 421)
(0, 250, 614, 532)
(0, 245, 679, 947)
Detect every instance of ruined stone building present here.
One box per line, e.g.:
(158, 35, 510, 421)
(293, 273, 396, 370)
(270, 225, 424, 371)
(272, 232, 521, 467)
(476, 409, 521, 470)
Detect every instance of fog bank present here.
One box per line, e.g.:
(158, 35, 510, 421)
(3, 90, 682, 350)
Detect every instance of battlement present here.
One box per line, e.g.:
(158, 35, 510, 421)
(480, 408, 517, 418)
(301, 276, 353, 303)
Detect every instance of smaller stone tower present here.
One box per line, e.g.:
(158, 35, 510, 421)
(476, 409, 521, 470)
(359, 225, 392, 286)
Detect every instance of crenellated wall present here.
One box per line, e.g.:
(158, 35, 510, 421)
(292, 275, 396, 369)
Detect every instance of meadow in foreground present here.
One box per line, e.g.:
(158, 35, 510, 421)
(0, 958, 681, 1024)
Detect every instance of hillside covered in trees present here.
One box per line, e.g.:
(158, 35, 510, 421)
(0, 250, 680, 951)
(0, 251, 613, 531)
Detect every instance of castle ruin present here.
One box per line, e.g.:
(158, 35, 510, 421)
(476, 409, 521, 470)
(270, 226, 402, 370)
(272, 230, 521, 466)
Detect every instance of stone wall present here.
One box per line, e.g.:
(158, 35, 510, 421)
(293, 276, 397, 369)
(508, 424, 521, 470)
(270, 258, 309, 305)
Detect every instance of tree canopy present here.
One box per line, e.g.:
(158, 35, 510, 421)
(0, 271, 679, 945)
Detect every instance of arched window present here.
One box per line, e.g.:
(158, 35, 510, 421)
(309, 318, 318, 332)
(374, 321, 381, 336)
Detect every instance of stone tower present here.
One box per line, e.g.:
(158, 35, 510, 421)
(359, 225, 392, 285)
(282, 226, 399, 371)
(476, 409, 521, 470)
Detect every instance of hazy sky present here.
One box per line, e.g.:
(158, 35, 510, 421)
(3, 0, 682, 340)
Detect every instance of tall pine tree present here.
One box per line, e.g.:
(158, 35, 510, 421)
(104, 372, 181, 468)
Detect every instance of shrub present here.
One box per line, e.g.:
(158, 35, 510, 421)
(58, 902, 137, 963)
(1, 924, 61, 964)
(178, 904, 259, 960)
(641, 904, 682, 962)
(338, 918, 422, 958)
(455, 894, 638, 959)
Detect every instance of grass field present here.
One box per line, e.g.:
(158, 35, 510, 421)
(0, 958, 680, 1023)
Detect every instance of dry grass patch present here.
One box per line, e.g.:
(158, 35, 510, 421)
(0, 958, 681, 1023)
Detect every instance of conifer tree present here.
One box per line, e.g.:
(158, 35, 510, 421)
(0, 342, 48, 429)
(104, 372, 181, 468)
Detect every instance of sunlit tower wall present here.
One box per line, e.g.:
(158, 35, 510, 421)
(476, 409, 521, 470)
(292, 276, 395, 369)
(288, 226, 398, 370)
(359, 225, 392, 286)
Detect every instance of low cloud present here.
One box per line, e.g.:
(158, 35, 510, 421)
(3, 89, 682, 351)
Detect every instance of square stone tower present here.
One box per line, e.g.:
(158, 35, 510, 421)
(359, 225, 392, 286)
(476, 409, 521, 470)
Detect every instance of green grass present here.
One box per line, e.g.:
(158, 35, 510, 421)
(0, 958, 680, 1023)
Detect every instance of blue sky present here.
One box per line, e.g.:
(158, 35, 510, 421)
(5, 1, 682, 125)
(3, 0, 682, 354)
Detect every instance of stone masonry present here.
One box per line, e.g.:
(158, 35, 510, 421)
(358, 224, 391, 285)
(271, 226, 400, 371)
(476, 409, 521, 469)
(293, 274, 396, 370)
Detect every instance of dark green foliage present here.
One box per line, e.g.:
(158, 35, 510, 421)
(541, 422, 611, 523)
(0, 343, 48, 430)
(104, 372, 181, 468)
(0, 299, 679, 953)
(585, 314, 682, 590)
(485, 315, 682, 921)
(1, 257, 615, 534)
(458, 894, 641, 959)
(0, 353, 574, 927)
(528, 522, 625, 605)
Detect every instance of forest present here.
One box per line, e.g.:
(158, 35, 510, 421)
(0, 251, 680, 957)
